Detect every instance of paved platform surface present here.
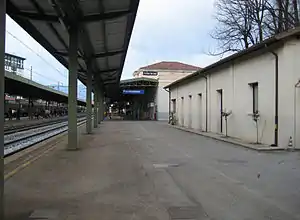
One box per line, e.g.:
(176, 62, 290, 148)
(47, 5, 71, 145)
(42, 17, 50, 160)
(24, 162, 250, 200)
(171, 125, 300, 151)
(4, 121, 300, 220)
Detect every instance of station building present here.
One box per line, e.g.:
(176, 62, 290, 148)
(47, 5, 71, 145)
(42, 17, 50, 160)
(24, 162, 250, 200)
(165, 28, 300, 148)
(133, 61, 200, 120)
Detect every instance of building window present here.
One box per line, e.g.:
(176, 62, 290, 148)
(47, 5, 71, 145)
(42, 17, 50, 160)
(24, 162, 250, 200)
(171, 99, 176, 113)
(249, 82, 258, 113)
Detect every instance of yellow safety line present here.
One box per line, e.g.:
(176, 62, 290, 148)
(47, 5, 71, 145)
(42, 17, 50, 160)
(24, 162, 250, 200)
(4, 142, 59, 181)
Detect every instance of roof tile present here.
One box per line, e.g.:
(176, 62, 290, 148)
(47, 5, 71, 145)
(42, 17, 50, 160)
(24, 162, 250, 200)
(140, 61, 201, 71)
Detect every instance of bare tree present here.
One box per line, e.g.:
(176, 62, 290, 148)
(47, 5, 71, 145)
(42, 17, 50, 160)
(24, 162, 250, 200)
(211, 0, 255, 55)
(277, 0, 284, 32)
(248, 0, 268, 41)
(264, 0, 299, 33)
(292, 0, 299, 25)
(211, 0, 300, 55)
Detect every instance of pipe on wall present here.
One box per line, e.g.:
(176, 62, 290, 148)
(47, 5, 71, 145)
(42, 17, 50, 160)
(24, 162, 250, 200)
(164, 88, 171, 124)
(268, 49, 279, 147)
(201, 75, 208, 132)
(294, 80, 300, 149)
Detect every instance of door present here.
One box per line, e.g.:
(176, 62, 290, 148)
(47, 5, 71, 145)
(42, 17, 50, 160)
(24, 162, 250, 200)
(188, 95, 192, 128)
(171, 99, 177, 123)
(217, 89, 223, 133)
(198, 94, 203, 130)
(181, 97, 184, 126)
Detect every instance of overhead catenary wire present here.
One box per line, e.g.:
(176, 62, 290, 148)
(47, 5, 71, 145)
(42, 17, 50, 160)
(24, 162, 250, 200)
(6, 30, 67, 79)
(23, 67, 63, 84)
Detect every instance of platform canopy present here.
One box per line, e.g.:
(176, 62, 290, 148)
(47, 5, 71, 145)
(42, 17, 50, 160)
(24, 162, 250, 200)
(5, 71, 86, 105)
(7, 0, 140, 97)
(120, 77, 158, 88)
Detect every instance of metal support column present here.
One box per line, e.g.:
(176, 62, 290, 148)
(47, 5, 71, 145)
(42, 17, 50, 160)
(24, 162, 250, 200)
(0, 1, 5, 218)
(68, 25, 78, 150)
(100, 93, 104, 121)
(97, 88, 102, 124)
(93, 88, 98, 128)
(86, 67, 92, 134)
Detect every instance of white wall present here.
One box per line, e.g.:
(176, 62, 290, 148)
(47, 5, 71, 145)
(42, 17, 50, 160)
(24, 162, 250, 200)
(156, 85, 169, 120)
(170, 78, 207, 130)
(170, 37, 300, 147)
(278, 39, 300, 148)
(135, 69, 195, 120)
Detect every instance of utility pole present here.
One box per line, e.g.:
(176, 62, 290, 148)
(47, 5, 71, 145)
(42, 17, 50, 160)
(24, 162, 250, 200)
(30, 66, 33, 80)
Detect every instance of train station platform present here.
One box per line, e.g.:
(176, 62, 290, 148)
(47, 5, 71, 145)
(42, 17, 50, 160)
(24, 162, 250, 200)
(4, 120, 300, 220)
(4, 122, 167, 220)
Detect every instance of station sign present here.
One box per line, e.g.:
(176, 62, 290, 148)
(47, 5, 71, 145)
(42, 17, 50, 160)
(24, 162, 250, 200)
(123, 90, 145, 95)
(143, 71, 158, 76)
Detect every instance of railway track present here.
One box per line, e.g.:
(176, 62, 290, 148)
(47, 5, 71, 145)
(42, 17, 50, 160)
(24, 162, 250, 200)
(4, 114, 86, 135)
(4, 117, 86, 157)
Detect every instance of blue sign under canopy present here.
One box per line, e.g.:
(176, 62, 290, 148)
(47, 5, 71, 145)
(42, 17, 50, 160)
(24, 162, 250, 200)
(122, 90, 145, 95)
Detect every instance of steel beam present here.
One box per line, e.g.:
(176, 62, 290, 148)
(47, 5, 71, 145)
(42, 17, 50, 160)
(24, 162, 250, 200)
(82, 10, 132, 22)
(97, 68, 119, 74)
(104, 79, 118, 85)
(51, 0, 96, 77)
(68, 25, 79, 150)
(97, 0, 109, 69)
(86, 65, 92, 134)
(93, 50, 124, 58)
(7, 1, 69, 68)
(15, 11, 59, 22)
(0, 1, 5, 219)
(78, 68, 119, 75)
(55, 50, 123, 59)
(13, 9, 131, 23)
(117, 0, 140, 85)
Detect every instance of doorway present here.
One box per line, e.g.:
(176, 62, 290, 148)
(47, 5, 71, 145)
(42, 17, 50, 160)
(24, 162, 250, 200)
(171, 99, 177, 124)
(188, 95, 192, 128)
(217, 89, 223, 133)
(181, 97, 184, 126)
(198, 93, 203, 130)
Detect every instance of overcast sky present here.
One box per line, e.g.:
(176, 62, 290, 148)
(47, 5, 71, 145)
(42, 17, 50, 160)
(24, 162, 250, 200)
(5, 0, 220, 99)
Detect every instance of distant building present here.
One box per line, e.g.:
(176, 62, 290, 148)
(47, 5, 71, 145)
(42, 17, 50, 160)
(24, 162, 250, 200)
(133, 61, 201, 120)
(4, 53, 25, 75)
(165, 28, 300, 148)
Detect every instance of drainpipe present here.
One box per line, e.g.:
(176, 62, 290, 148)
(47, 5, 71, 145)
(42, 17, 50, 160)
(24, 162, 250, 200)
(201, 75, 208, 132)
(294, 80, 300, 149)
(267, 49, 279, 147)
(164, 88, 171, 124)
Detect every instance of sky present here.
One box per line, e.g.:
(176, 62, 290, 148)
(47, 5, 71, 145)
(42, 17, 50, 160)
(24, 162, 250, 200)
(5, 0, 221, 100)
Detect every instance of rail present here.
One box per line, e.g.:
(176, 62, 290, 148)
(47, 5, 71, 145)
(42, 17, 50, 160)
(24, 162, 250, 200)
(4, 117, 86, 156)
